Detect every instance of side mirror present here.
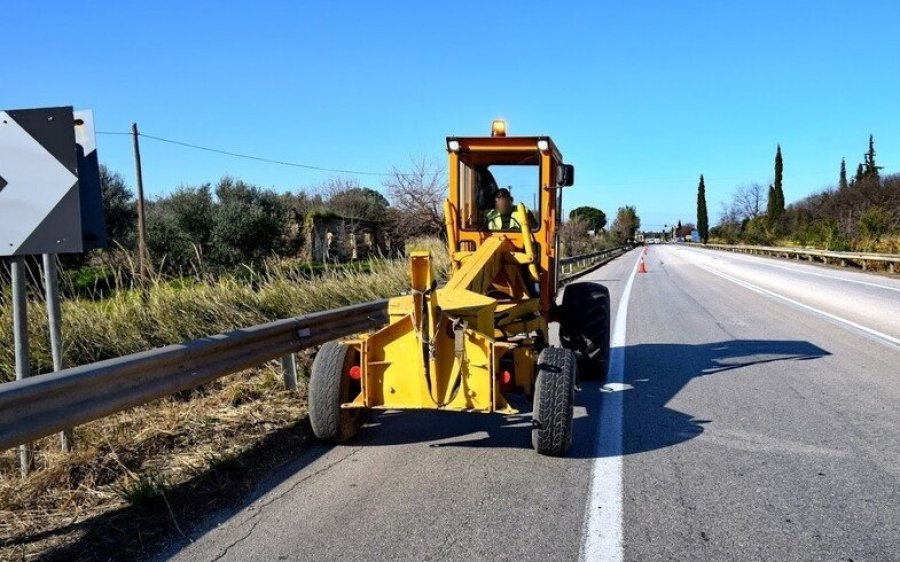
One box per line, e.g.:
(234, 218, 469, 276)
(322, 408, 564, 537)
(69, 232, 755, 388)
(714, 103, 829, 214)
(556, 164, 575, 187)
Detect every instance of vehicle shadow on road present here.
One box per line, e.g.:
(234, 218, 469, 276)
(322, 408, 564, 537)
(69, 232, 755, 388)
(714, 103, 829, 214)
(349, 400, 536, 451)
(615, 339, 831, 457)
(349, 339, 830, 459)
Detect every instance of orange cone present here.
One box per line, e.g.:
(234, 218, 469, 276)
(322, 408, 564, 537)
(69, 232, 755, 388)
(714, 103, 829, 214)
(638, 257, 648, 273)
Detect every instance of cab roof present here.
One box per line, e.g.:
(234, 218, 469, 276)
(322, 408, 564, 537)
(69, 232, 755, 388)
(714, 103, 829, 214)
(446, 135, 564, 164)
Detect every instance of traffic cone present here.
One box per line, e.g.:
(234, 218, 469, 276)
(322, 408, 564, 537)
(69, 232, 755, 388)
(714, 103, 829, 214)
(638, 257, 648, 273)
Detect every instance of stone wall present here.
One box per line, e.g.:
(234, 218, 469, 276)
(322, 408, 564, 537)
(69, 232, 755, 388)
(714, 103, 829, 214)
(300, 214, 395, 263)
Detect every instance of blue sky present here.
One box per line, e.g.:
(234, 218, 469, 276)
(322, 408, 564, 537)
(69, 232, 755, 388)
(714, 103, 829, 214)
(5, 1, 898, 230)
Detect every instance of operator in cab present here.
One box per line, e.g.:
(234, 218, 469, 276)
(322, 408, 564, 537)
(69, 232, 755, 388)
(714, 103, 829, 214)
(486, 188, 522, 230)
(486, 187, 536, 231)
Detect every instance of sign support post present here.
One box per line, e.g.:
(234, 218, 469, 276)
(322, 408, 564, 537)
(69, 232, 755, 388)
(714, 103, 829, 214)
(11, 257, 33, 476)
(42, 253, 72, 451)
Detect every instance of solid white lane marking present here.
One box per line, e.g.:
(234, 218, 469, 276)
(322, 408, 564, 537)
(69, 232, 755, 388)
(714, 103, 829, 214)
(680, 246, 900, 294)
(580, 251, 642, 561)
(693, 260, 900, 349)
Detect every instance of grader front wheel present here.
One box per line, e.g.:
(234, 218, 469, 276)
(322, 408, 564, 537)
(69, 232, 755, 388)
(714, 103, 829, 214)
(309, 341, 362, 443)
(531, 347, 577, 457)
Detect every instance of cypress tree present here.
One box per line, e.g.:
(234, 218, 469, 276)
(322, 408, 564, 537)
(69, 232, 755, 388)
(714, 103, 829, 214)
(839, 158, 848, 190)
(697, 175, 709, 243)
(774, 144, 785, 218)
(864, 134, 881, 180)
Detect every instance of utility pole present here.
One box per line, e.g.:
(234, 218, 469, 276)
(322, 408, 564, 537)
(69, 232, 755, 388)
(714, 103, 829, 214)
(131, 123, 149, 294)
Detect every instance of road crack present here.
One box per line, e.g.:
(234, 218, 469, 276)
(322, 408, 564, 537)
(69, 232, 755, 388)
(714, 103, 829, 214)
(203, 446, 363, 561)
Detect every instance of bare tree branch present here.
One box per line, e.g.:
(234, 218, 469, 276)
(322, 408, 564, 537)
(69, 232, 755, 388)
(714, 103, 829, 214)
(383, 155, 446, 240)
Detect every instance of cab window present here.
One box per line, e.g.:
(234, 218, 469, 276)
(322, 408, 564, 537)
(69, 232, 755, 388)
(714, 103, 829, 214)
(457, 154, 541, 231)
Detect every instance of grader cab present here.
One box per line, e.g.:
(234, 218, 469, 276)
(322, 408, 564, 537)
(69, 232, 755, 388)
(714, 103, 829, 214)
(309, 121, 611, 456)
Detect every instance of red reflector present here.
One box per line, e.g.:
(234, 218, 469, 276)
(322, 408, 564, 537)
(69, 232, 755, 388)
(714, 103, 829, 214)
(348, 365, 362, 380)
(501, 370, 512, 384)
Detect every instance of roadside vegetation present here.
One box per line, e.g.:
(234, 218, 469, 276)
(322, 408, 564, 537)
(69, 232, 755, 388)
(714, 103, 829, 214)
(561, 205, 639, 255)
(709, 136, 900, 253)
(0, 247, 447, 384)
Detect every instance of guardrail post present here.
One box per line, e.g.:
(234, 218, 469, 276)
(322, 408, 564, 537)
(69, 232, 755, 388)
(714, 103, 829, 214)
(281, 353, 298, 391)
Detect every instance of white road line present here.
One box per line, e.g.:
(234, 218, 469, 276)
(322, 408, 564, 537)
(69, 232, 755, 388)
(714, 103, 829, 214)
(693, 261, 900, 349)
(682, 246, 900, 294)
(580, 251, 642, 561)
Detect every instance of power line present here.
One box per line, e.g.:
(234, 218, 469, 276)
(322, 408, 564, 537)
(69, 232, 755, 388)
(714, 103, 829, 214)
(96, 130, 398, 177)
(95, 130, 841, 188)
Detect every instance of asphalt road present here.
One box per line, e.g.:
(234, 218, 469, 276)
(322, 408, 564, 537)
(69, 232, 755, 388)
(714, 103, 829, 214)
(158, 245, 900, 562)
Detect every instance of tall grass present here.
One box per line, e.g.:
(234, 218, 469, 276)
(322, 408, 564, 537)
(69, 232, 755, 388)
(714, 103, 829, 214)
(0, 237, 449, 383)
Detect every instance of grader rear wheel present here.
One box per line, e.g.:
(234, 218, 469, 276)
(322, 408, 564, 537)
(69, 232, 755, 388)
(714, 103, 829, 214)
(559, 282, 611, 380)
(309, 341, 362, 443)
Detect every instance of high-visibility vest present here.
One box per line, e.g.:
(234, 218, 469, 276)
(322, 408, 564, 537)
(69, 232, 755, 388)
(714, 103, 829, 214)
(486, 210, 522, 230)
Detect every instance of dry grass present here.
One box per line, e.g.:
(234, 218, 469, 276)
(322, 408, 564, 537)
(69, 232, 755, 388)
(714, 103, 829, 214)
(1, 365, 308, 561)
(0, 238, 449, 561)
(868, 234, 900, 254)
(772, 235, 900, 255)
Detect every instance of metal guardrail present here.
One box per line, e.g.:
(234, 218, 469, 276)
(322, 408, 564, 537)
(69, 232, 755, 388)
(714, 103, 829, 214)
(0, 247, 630, 454)
(0, 300, 389, 452)
(559, 246, 627, 281)
(697, 243, 900, 273)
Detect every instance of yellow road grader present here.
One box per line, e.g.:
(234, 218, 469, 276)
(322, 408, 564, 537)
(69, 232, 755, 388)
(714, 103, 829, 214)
(309, 121, 610, 456)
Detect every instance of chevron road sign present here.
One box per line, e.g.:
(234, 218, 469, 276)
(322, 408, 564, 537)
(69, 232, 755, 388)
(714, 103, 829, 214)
(74, 109, 107, 250)
(0, 106, 85, 256)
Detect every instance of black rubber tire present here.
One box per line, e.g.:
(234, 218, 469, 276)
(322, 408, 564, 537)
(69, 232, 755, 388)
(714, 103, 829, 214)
(309, 341, 362, 443)
(559, 282, 611, 380)
(531, 347, 577, 457)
